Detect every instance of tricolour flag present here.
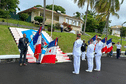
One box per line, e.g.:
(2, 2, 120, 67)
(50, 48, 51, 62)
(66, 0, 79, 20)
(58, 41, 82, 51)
(33, 26, 42, 60)
(41, 38, 58, 64)
(88, 35, 97, 44)
(101, 37, 107, 53)
(105, 38, 113, 53)
(88, 35, 97, 50)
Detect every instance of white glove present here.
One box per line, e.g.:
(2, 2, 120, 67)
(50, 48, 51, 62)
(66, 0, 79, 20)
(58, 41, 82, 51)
(18, 49, 21, 53)
(27, 43, 30, 46)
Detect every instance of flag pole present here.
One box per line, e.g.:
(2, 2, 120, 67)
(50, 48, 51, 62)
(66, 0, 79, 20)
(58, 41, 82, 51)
(51, 0, 54, 37)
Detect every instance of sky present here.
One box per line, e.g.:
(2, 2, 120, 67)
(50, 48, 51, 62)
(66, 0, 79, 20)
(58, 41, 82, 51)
(18, 0, 126, 27)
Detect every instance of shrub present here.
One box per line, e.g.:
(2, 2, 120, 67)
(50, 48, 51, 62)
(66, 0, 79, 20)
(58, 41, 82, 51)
(47, 24, 55, 32)
(34, 16, 46, 25)
(55, 23, 60, 29)
(62, 22, 68, 26)
(19, 13, 29, 21)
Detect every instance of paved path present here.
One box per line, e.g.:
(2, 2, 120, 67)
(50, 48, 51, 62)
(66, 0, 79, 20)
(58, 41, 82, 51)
(0, 56, 126, 84)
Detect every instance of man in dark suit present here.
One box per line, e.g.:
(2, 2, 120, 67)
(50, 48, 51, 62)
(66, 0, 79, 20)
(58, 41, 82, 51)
(18, 33, 29, 66)
(81, 39, 87, 61)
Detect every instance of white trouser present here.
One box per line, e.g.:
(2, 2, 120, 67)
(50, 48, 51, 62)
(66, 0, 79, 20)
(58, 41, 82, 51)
(82, 52, 86, 60)
(87, 57, 94, 71)
(95, 56, 101, 70)
(73, 56, 81, 74)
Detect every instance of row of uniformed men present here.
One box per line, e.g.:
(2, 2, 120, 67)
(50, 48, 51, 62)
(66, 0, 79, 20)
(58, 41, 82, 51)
(72, 34, 103, 74)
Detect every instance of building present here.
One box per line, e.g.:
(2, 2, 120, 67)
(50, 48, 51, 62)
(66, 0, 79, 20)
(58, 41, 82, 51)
(111, 25, 122, 37)
(18, 7, 83, 33)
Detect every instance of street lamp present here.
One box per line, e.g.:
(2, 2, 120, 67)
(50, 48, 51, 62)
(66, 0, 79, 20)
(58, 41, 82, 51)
(121, 21, 126, 44)
(51, 0, 54, 37)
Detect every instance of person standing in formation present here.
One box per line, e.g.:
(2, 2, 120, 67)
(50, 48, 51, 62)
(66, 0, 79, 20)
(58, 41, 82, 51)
(18, 33, 29, 66)
(94, 37, 103, 71)
(81, 39, 87, 61)
(115, 42, 122, 59)
(60, 24, 64, 32)
(86, 39, 95, 72)
(72, 34, 83, 74)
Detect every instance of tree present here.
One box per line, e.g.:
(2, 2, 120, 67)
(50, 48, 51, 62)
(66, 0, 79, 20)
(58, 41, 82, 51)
(74, 0, 95, 35)
(34, 5, 42, 8)
(46, 5, 66, 14)
(73, 12, 81, 19)
(95, 0, 124, 37)
(120, 27, 126, 37)
(82, 14, 99, 32)
(34, 16, 43, 25)
(19, 13, 29, 21)
(0, 0, 20, 12)
(0, 9, 10, 18)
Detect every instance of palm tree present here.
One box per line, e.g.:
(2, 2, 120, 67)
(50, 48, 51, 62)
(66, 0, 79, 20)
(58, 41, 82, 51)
(95, 0, 124, 37)
(74, 0, 95, 35)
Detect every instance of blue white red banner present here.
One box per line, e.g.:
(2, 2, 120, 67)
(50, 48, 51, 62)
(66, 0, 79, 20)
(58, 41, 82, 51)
(101, 37, 107, 53)
(33, 27, 42, 60)
(41, 38, 58, 64)
(105, 38, 113, 53)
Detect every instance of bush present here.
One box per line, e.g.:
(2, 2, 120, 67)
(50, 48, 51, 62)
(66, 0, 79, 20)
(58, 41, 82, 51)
(55, 23, 60, 29)
(2, 19, 5, 22)
(19, 13, 29, 21)
(34, 16, 43, 25)
(47, 24, 55, 32)
(62, 22, 72, 31)
(62, 22, 68, 26)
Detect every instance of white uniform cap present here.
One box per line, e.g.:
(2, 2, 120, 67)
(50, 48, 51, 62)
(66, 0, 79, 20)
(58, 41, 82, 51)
(97, 37, 102, 39)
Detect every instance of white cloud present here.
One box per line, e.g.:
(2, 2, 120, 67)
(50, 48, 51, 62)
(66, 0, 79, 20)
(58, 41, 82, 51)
(18, 0, 126, 26)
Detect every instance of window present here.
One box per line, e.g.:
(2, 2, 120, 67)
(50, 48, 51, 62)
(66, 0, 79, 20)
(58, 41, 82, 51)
(66, 18, 69, 23)
(76, 21, 78, 26)
(69, 19, 72, 24)
(73, 20, 76, 25)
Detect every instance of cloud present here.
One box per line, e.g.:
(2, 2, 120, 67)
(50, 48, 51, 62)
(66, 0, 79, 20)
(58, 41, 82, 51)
(18, 0, 126, 26)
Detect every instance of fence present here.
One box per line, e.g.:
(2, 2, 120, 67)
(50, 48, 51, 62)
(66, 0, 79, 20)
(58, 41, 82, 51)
(0, 22, 39, 29)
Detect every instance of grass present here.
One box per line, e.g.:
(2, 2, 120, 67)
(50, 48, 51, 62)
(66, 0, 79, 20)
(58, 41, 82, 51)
(47, 31, 126, 53)
(0, 18, 40, 27)
(0, 25, 19, 55)
(0, 24, 125, 54)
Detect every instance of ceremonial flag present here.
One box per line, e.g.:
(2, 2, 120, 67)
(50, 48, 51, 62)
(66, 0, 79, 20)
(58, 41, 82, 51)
(101, 37, 107, 53)
(88, 35, 97, 50)
(88, 35, 97, 45)
(33, 26, 42, 60)
(105, 38, 113, 53)
(41, 38, 58, 64)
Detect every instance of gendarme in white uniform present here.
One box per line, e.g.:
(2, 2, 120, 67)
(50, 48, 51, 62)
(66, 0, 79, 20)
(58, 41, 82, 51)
(95, 41, 103, 71)
(73, 38, 83, 74)
(116, 44, 122, 49)
(86, 43, 95, 71)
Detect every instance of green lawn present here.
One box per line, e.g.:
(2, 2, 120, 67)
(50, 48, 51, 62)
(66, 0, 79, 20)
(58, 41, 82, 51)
(0, 25, 19, 55)
(47, 31, 126, 53)
(0, 24, 125, 55)
(0, 18, 40, 27)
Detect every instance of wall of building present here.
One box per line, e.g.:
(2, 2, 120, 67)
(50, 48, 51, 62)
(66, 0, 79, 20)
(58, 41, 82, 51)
(112, 28, 120, 37)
